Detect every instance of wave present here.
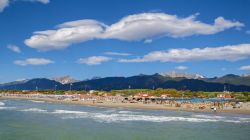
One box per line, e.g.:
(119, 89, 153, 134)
(0, 102, 5, 106)
(239, 117, 250, 120)
(118, 110, 139, 114)
(2, 105, 249, 123)
(103, 109, 141, 114)
(102, 109, 120, 113)
(91, 114, 239, 123)
(192, 114, 225, 119)
(53, 110, 88, 114)
(30, 100, 45, 103)
(0, 106, 16, 110)
(192, 114, 250, 123)
(21, 108, 47, 113)
(48, 109, 249, 123)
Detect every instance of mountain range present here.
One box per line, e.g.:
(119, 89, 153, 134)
(1, 72, 250, 92)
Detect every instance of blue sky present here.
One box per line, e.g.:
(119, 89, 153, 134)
(0, 0, 250, 83)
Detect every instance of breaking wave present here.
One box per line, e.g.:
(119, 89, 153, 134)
(48, 109, 250, 123)
(87, 114, 242, 123)
(21, 108, 47, 113)
(118, 111, 135, 114)
(53, 110, 88, 114)
(0, 106, 16, 110)
(0, 102, 5, 106)
(192, 114, 225, 119)
(30, 100, 46, 103)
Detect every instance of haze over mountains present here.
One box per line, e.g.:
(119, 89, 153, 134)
(1, 71, 250, 92)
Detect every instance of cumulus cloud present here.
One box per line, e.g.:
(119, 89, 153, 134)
(25, 20, 106, 51)
(7, 44, 21, 53)
(0, 0, 49, 13)
(104, 13, 243, 40)
(175, 66, 188, 70)
(14, 58, 54, 66)
(77, 56, 112, 65)
(239, 65, 250, 70)
(0, 0, 9, 12)
(25, 12, 244, 51)
(104, 52, 131, 56)
(118, 44, 250, 63)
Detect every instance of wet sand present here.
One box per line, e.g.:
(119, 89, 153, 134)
(1, 96, 250, 115)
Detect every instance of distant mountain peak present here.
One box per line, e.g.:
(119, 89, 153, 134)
(243, 73, 250, 77)
(50, 76, 78, 84)
(159, 71, 205, 79)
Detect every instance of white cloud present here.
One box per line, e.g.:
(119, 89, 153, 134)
(239, 65, 250, 70)
(104, 13, 243, 40)
(104, 52, 131, 56)
(25, 12, 244, 51)
(0, 0, 9, 12)
(15, 78, 27, 82)
(0, 0, 49, 13)
(144, 39, 152, 43)
(14, 58, 54, 66)
(25, 20, 105, 51)
(23, 0, 50, 4)
(118, 44, 250, 63)
(175, 66, 188, 70)
(7, 44, 21, 53)
(77, 56, 112, 65)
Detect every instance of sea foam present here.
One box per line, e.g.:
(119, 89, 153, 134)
(0, 106, 16, 110)
(30, 100, 45, 103)
(21, 108, 47, 113)
(118, 111, 135, 114)
(0, 102, 5, 106)
(192, 114, 225, 119)
(53, 110, 88, 114)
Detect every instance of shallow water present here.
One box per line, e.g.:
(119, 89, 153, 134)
(0, 100, 249, 140)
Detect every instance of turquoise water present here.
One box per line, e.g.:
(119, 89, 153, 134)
(0, 99, 250, 140)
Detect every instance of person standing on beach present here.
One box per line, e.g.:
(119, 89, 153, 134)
(213, 107, 217, 112)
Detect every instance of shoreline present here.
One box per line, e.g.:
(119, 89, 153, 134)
(1, 96, 250, 115)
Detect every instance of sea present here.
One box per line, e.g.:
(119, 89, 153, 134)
(0, 99, 249, 140)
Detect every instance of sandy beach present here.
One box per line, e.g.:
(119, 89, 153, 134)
(1, 95, 250, 115)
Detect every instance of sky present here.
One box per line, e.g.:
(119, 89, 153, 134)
(0, 0, 250, 83)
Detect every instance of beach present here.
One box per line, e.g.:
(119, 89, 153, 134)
(1, 95, 250, 115)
